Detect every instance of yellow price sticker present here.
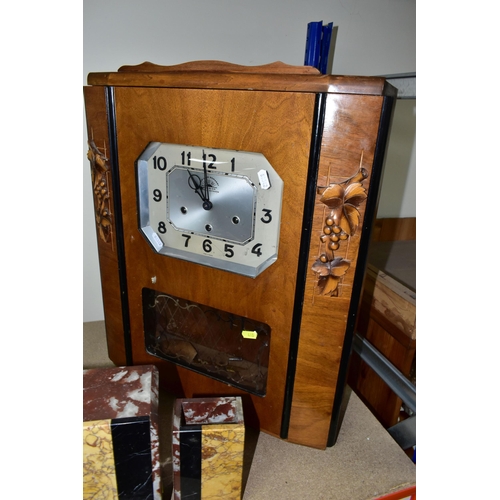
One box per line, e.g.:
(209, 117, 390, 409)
(242, 330, 258, 339)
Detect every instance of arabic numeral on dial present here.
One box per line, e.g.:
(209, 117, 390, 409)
(224, 244, 234, 258)
(153, 156, 167, 170)
(182, 234, 191, 247)
(251, 243, 263, 257)
(202, 152, 217, 169)
(181, 151, 191, 166)
(158, 221, 167, 234)
(231, 158, 235, 172)
(153, 189, 162, 202)
(203, 239, 212, 253)
(260, 209, 272, 224)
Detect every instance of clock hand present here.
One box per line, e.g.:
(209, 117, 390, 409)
(202, 163, 211, 207)
(187, 171, 206, 200)
(187, 170, 213, 210)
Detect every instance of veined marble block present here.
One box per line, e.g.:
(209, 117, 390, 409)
(83, 365, 161, 500)
(173, 397, 245, 500)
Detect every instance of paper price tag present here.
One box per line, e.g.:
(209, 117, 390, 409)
(258, 169, 271, 189)
(242, 330, 258, 339)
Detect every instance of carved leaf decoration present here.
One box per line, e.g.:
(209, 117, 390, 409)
(319, 276, 340, 296)
(339, 215, 352, 235)
(95, 154, 107, 170)
(319, 177, 367, 236)
(312, 260, 330, 276)
(88, 140, 108, 172)
(319, 184, 345, 209)
(312, 257, 351, 296)
(344, 182, 367, 235)
(344, 182, 367, 207)
(328, 258, 351, 276)
(344, 204, 361, 235)
(98, 225, 108, 242)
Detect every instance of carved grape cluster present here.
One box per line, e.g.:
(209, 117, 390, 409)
(312, 167, 369, 296)
(88, 140, 112, 244)
(320, 220, 349, 253)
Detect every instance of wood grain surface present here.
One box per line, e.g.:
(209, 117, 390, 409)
(84, 86, 128, 366)
(113, 87, 316, 438)
(286, 93, 385, 448)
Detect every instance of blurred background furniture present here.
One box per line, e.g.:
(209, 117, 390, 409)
(348, 217, 416, 454)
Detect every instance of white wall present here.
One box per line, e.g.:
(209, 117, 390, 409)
(83, 0, 416, 321)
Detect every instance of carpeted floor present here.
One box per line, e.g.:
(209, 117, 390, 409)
(84, 321, 416, 500)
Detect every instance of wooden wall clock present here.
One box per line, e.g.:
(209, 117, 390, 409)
(84, 60, 396, 449)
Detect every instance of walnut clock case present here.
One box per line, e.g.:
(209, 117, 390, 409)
(84, 61, 396, 450)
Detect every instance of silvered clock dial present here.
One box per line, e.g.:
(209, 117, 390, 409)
(136, 142, 283, 278)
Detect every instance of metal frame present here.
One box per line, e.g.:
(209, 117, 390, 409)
(352, 332, 416, 448)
